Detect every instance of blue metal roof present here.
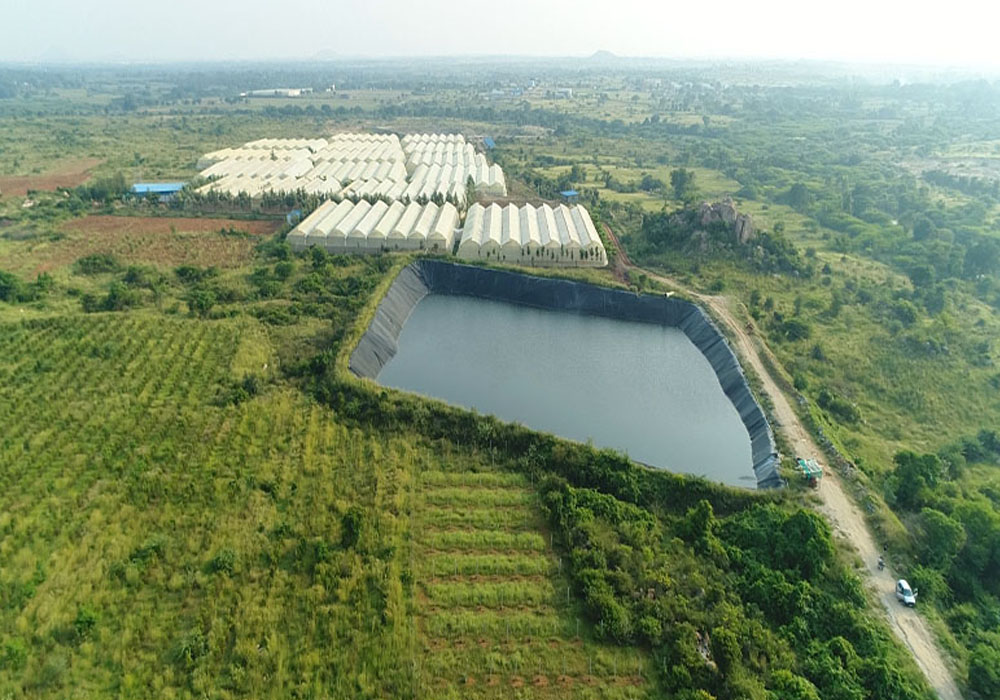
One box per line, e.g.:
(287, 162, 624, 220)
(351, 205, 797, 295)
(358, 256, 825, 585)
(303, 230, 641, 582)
(560, 189, 579, 197)
(131, 182, 186, 194)
(483, 137, 496, 149)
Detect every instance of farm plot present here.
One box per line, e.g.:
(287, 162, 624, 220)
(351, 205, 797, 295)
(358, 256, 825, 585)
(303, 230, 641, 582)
(0, 314, 413, 698)
(2, 215, 282, 276)
(0, 157, 102, 197)
(411, 468, 651, 699)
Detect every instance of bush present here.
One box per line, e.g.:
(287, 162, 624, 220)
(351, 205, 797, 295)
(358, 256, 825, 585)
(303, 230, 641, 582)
(186, 288, 216, 317)
(0, 638, 27, 670)
(175, 265, 218, 285)
(171, 630, 208, 667)
(74, 253, 121, 275)
(73, 605, 98, 641)
(969, 637, 1000, 698)
(81, 281, 143, 312)
(341, 507, 364, 548)
(208, 548, 237, 575)
(816, 389, 861, 424)
(0, 270, 49, 303)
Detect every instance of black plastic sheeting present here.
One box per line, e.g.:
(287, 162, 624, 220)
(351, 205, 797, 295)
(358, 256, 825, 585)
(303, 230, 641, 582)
(350, 260, 782, 489)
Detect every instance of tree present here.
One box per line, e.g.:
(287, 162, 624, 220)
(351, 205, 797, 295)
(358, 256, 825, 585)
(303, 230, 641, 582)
(918, 508, 966, 568)
(964, 238, 1000, 278)
(912, 216, 935, 241)
(185, 288, 216, 317)
(891, 451, 942, 510)
(769, 669, 821, 700)
(710, 626, 741, 674)
(784, 183, 813, 211)
(777, 509, 834, 579)
(670, 168, 695, 199)
(639, 174, 665, 192)
(969, 636, 1000, 698)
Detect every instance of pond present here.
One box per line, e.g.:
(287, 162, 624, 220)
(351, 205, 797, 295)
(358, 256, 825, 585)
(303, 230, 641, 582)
(378, 293, 755, 487)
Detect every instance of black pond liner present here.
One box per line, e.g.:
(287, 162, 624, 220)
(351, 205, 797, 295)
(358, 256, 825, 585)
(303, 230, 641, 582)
(350, 260, 782, 489)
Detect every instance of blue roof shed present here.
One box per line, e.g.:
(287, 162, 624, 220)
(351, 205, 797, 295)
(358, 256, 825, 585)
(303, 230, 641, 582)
(559, 189, 580, 202)
(483, 137, 496, 149)
(131, 182, 186, 195)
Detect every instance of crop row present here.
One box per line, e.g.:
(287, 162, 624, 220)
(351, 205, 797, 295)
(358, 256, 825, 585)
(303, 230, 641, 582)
(418, 676, 648, 700)
(423, 580, 555, 608)
(419, 470, 529, 489)
(419, 506, 538, 532)
(423, 553, 553, 578)
(421, 487, 537, 507)
(418, 530, 547, 552)
(420, 648, 647, 682)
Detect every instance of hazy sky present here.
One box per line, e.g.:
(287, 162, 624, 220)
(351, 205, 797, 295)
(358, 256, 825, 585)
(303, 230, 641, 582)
(4, 0, 1000, 67)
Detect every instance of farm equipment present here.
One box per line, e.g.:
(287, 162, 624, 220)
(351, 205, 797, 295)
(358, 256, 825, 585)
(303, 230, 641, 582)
(796, 457, 823, 488)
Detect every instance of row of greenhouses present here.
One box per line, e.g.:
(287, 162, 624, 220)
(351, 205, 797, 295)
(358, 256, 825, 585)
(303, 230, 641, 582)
(286, 200, 460, 253)
(457, 203, 607, 266)
(195, 132, 506, 201)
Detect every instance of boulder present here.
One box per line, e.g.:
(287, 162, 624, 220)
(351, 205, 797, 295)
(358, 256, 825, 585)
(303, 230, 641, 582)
(735, 213, 755, 244)
(698, 197, 753, 243)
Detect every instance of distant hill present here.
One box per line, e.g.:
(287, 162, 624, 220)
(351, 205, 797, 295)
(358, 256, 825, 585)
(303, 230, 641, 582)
(588, 50, 619, 62)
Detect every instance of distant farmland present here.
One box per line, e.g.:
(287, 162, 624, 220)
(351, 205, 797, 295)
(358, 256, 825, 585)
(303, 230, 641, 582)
(6, 216, 282, 276)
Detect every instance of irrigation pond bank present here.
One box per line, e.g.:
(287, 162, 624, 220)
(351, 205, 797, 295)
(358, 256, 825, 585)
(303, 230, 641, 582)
(350, 260, 781, 489)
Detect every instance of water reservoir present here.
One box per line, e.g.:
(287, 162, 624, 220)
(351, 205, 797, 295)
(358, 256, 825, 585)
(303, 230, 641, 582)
(377, 293, 756, 487)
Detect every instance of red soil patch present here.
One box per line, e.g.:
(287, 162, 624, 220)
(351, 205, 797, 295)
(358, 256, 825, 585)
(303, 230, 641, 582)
(0, 158, 102, 198)
(557, 674, 574, 688)
(510, 675, 524, 688)
(532, 675, 549, 687)
(7, 215, 282, 276)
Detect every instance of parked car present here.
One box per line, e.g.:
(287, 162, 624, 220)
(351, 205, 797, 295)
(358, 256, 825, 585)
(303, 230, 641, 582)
(896, 579, 917, 607)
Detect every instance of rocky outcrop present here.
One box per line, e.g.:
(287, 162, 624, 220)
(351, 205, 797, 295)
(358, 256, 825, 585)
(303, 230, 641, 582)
(697, 197, 754, 244)
(734, 213, 754, 244)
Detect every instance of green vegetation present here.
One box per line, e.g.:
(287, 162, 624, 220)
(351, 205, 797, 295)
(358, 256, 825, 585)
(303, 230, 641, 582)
(3, 58, 1000, 698)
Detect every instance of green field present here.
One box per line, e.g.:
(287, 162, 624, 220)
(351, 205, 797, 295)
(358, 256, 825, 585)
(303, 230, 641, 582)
(3, 60, 1000, 699)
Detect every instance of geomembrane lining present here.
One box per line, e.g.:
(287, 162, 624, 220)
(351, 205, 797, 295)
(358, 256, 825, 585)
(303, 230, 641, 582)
(350, 260, 781, 489)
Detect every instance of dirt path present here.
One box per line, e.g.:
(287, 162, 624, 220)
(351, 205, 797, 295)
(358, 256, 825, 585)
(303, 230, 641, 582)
(603, 224, 962, 700)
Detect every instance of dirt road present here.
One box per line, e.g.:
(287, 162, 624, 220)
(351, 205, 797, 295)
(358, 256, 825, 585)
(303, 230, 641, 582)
(603, 224, 962, 700)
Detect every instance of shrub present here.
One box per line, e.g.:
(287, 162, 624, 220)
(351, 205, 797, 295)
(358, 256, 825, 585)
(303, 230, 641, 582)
(171, 630, 207, 667)
(817, 388, 861, 424)
(341, 507, 364, 548)
(208, 548, 237, 575)
(0, 638, 27, 670)
(73, 605, 98, 641)
(74, 253, 121, 275)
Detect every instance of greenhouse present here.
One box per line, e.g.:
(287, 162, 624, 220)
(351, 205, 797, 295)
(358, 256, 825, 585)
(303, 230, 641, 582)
(288, 200, 459, 254)
(456, 203, 607, 267)
(196, 132, 506, 202)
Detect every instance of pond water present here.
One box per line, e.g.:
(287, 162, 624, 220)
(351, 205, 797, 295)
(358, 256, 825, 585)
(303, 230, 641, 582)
(378, 293, 755, 487)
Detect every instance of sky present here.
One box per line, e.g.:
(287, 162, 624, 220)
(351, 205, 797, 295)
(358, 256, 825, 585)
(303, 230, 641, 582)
(4, 0, 1000, 67)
